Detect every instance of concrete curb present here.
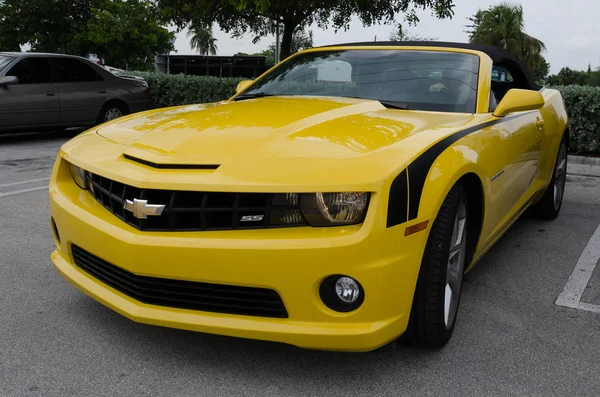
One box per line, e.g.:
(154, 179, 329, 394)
(568, 155, 600, 177)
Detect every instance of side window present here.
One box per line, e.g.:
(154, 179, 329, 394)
(5, 57, 53, 84)
(492, 65, 514, 82)
(490, 64, 514, 106)
(56, 58, 103, 83)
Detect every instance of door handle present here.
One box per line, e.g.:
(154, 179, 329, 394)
(46, 91, 56, 96)
(535, 118, 545, 130)
(99, 89, 107, 93)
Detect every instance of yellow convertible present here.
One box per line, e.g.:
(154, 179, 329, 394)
(49, 42, 569, 351)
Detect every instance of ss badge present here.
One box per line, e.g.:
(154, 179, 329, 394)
(240, 215, 264, 222)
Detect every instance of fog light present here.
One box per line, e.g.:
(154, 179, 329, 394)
(335, 277, 360, 303)
(319, 275, 364, 312)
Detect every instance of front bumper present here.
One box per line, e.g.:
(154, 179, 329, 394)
(49, 156, 429, 352)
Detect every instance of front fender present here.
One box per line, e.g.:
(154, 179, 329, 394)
(414, 144, 488, 226)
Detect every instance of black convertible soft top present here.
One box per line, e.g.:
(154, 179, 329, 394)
(320, 41, 539, 90)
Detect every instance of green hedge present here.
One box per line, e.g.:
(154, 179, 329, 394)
(119, 72, 600, 155)
(118, 71, 245, 107)
(552, 85, 600, 155)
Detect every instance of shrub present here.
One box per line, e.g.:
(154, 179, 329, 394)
(552, 85, 600, 155)
(117, 71, 245, 108)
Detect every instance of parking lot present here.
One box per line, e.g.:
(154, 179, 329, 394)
(1, 131, 600, 397)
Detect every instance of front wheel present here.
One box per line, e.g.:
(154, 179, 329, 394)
(532, 138, 568, 220)
(404, 184, 469, 348)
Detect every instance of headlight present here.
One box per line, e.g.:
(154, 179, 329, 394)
(69, 163, 88, 189)
(300, 192, 370, 226)
(267, 192, 370, 227)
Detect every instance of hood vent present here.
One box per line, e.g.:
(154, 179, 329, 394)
(124, 154, 220, 170)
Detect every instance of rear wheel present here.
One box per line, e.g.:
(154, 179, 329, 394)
(532, 138, 568, 220)
(97, 102, 128, 124)
(404, 184, 469, 348)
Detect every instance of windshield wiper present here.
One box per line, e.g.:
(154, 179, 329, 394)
(233, 92, 275, 101)
(343, 96, 411, 110)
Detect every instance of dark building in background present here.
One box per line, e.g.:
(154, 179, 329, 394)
(155, 55, 269, 78)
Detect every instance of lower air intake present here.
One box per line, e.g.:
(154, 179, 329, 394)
(71, 245, 288, 318)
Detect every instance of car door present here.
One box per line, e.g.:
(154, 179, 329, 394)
(53, 57, 109, 125)
(0, 56, 60, 131)
(483, 100, 544, 242)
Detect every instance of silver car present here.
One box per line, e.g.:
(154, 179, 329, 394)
(0, 52, 154, 133)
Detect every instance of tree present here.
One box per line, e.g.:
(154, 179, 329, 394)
(269, 28, 314, 64)
(0, 0, 174, 70)
(279, 29, 314, 55)
(546, 66, 600, 87)
(80, 0, 176, 70)
(188, 24, 218, 55)
(158, 0, 455, 60)
(466, 3, 545, 74)
(530, 56, 550, 83)
(389, 23, 436, 41)
(235, 29, 313, 66)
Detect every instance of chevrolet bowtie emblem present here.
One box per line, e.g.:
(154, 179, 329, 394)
(124, 198, 166, 219)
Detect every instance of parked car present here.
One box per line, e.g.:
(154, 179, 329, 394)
(100, 64, 146, 81)
(49, 42, 569, 352)
(0, 52, 154, 133)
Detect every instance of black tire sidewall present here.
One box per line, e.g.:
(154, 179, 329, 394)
(406, 184, 469, 348)
(533, 137, 568, 219)
(554, 142, 568, 212)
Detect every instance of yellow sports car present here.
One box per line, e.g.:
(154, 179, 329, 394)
(49, 42, 569, 352)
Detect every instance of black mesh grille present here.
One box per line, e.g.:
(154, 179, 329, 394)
(71, 245, 288, 318)
(86, 173, 307, 231)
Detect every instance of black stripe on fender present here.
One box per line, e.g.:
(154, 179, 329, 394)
(386, 169, 408, 227)
(406, 113, 525, 221)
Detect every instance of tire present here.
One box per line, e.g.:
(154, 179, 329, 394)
(97, 102, 128, 124)
(404, 184, 470, 348)
(532, 137, 568, 220)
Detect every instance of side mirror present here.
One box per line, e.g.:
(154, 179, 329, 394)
(0, 76, 18, 86)
(236, 80, 253, 94)
(493, 88, 544, 117)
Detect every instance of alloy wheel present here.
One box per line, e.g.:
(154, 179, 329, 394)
(444, 201, 467, 329)
(105, 108, 123, 121)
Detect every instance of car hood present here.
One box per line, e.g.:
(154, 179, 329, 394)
(96, 96, 475, 166)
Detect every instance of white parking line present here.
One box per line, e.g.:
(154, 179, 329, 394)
(0, 177, 49, 188)
(0, 186, 48, 198)
(556, 222, 600, 313)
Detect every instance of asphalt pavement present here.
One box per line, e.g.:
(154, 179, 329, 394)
(1, 131, 600, 397)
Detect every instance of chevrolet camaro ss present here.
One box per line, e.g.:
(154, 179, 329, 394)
(49, 42, 569, 352)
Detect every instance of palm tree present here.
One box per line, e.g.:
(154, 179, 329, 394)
(466, 3, 545, 71)
(187, 24, 218, 56)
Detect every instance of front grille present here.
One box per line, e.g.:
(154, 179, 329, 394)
(71, 245, 288, 318)
(86, 173, 307, 231)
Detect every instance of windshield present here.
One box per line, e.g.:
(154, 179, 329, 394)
(0, 55, 15, 71)
(241, 49, 480, 113)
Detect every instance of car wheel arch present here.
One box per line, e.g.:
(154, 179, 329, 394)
(102, 98, 130, 114)
(456, 173, 485, 270)
(97, 99, 130, 124)
(416, 166, 486, 267)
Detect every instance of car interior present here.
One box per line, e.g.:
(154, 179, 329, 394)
(489, 60, 539, 112)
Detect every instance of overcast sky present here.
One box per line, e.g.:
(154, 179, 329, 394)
(172, 0, 599, 74)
